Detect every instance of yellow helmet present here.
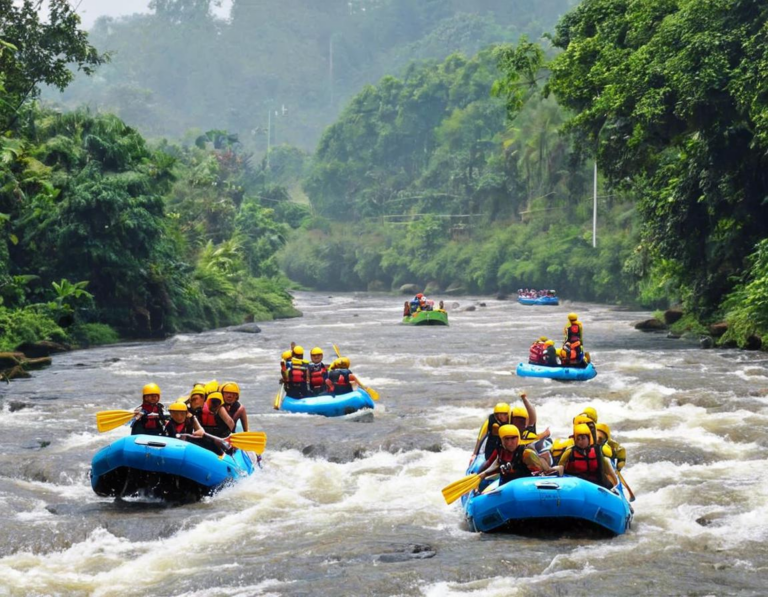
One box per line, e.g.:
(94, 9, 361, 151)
(573, 423, 592, 439)
(581, 407, 598, 423)
(338, 357, 350, 368)
(206, 391, 224, 405)
(498, 424, 521, 439)
(293, 345, 304, 356)
(596, 423, 611, 440)
(204, 380, 219, 395)
(568, 313, 578, 321)
(168, 402, 188, 413)
(220, 381, 240, 395)
(545, 340, 555, 346)
(511, 406, 528, 421)
(493, 402, 510, 416)
(142, 383, 161, 397)
(310, 347, 323, 356)
(538, 335, 548, 342)
(573, 414, 593, 426)
(558, 348, 567, 359)
(281, 350, 293, 360)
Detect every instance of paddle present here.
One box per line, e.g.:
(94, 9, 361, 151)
(96, 409, 137, 433)
(332, 344, 380, 401)
(194, 431, 268, 454)
(617, 469, 636, 502)
(273, 384, 285, 410)
(441, 473, 482, 505)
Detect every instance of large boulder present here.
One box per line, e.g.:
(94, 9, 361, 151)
(227, 323, 262, 334)
(745, 335, 763, 351)
(15, 341, 71, 358)
(0, 352, 25, 369)
(399, 283, 421, 295)
(633, 318, 667, 331)
(709, 322, 729, 337)
(700, 336, 714, 349)
(424, 281, 441, 294)
(663, 309, 684, 325)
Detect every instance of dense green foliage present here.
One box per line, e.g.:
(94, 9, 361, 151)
(0, 6, 300, 352)
(50, 0, 576, 149)
(287, 49, 643, 302)
(543, 0, 768, 324)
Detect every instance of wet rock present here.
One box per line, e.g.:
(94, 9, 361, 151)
(478, 302, 487, 307)
(375, 543, 436, 563)
(367, 280, 387, 292)
(633, 318, 667, 331)
(663, 309, 684, 325)
(700, 336, 714, 349)
(666, 332, 681, 339)
(399, 284, 421, 294)
(748, 388, 768, 397)
(15, 341, 71, 358)
(496, 292, 508, 300)
(696, 516, 713, 527)
(22, 356, 52, 370)
(450, 302, 460, 309)
(709, 322, 728, 337)
(227, 323, 262, 334)
(3, 365, 31, 380)
(745, 335, 763, 351)
(0, 352, 24, 369)
(463, 305, 476, 312)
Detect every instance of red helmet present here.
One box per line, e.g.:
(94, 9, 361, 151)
(416, 293, 424, 298)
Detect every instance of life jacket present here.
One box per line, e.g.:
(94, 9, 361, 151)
(528, 342, 545, 364)
(307, 362, 328, 392)
(138, 402, 165, 431)
(565, 446, 602, 483)
(328, 369, 353, 395)
(410, 299, 420, 312)
(496, 445, 534, 485)
(164, 418, 193, 439)
(551, 437, 573, 462)
(200, 403, 230, 437)
(544, 345, 558, 366)
(288, 358, 308, 384)
(565, 322, 583, 343)
(482, 415, 504, 460)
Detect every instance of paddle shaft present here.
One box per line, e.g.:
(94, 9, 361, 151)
(617, 470, 635, 502)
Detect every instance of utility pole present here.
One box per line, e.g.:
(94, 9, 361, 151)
(592, 160, 597, 248)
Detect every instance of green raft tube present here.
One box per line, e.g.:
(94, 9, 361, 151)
(402, 309, 449, 326)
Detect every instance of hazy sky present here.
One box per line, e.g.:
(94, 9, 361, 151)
(68, 0, 232, 28)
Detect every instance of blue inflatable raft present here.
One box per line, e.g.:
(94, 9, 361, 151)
(280, 388, 375, 417)
(517, 296, 559, 306)
(516, 361, 597, 381)
(91, 434, 254, 501)
(461, 473, 633, 535)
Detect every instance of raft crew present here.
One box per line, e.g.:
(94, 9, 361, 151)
(477, 424, 563, 487)
(470, 402, 510, 463)
(307, 347, 329, 396)
(221, 381, 248, 432)
(132, 383, 167, 436)
(326, 356, 358, 395)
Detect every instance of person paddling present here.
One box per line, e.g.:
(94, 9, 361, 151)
(162, 401, 204, 440)
(198, 392, 235, 454)
(558, 423, 617, 488)
(132, 383, 167, 436)
(326, 357, 358, 395)
(221, 381, 248, 432)
(470, 402, 510, 464)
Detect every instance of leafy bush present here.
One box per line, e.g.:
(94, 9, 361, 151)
(67, 323, 120, 347)
(0, 306, 66, 351)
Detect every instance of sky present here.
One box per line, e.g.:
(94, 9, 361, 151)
(49, 0, 232, 29)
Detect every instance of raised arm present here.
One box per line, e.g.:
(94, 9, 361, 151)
(520, 393, 537, 428)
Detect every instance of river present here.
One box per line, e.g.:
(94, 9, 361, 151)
(1, 292, 766, 596)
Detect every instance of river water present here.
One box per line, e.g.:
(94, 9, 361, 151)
(1, 292, 767, 597)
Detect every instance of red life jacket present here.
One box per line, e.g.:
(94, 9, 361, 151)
(288, 359, 308, 384)
(496, 445, 534, 485)
(140, 402, 163, 430)
(307, 362, 328, 390)
(528, 342, 545, 364)
(328, 369, 353, 395)
(565, 446, 601, 483)
(566, 323, 582, 343)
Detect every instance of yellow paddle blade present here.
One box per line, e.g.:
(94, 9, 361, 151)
(332, 343, 341, 358)
(273, 385, 284, 410)
(357, 381, 379, 401)
(228, 431, 267, 455)
(96, 410, 135, 433)
(441, 474, 481, 505)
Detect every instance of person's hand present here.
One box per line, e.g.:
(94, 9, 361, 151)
(193, 429, 204, 438)
(553, 465, 564, 476)
(540, 427, 551, 439)
(469, 453, 477, 465)
(519, 392, 527, 399)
